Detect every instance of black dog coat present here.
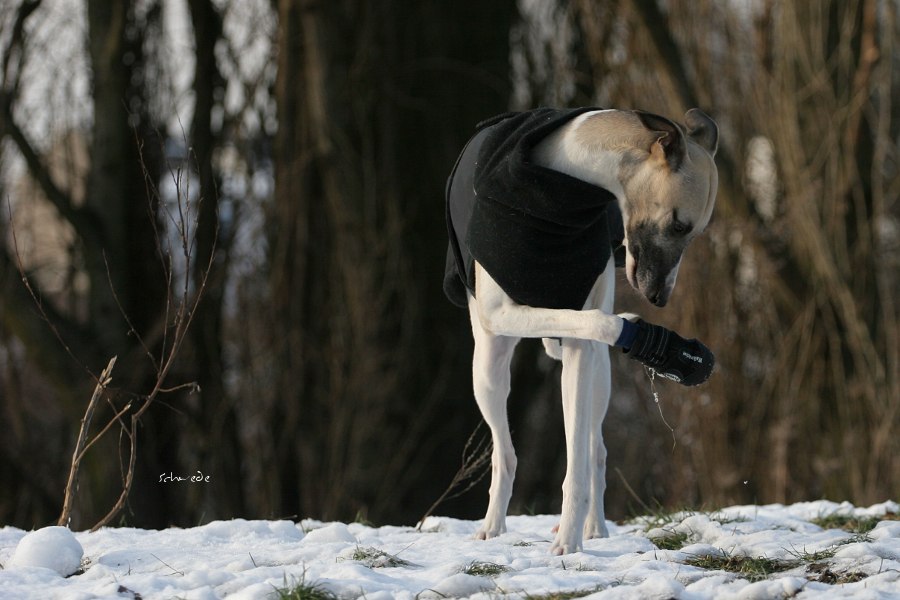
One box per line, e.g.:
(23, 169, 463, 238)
(443, 108, 625, 310)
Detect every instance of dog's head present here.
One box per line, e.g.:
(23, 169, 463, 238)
(619, 109, 719, 307)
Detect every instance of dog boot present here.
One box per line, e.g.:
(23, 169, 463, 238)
(623, 319, 714, 386)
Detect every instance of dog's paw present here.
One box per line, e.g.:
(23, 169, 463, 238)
(550, 535, 583, 555)
(474, 522, 506, 540)
(623, 319, 715, 386)
(550, 525, 583, 555)
(583, 518, 609, 539)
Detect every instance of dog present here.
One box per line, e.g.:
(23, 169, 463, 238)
(443, 107, 719, 554)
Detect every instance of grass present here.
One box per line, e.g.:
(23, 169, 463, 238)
(626, 506, 692, 530)
(684, 550, 799, 582)
(463, 561, 511, 577)
(786, 546, 837, 563)
(353, 510, 375, 528)
(806, 562, 869, 585)
(629, 506, 695, 553)
(626, 505, 760, 554)
(341, 545, 413, 568)
(686, 542, 866, 586)
(810, 511, 899, 534)
(629, 506, 725, 551)
(649, 530, 692, 551)
(625, 500, 747, 526)
(272, 573, 339, 600)
(522, 588, 605, 600)
(707, 511, 750, 526)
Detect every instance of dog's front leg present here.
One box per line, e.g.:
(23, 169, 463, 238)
(474, 264, 625, 343)
(551, 338, 598, 555)
(583, 343, 611, 540)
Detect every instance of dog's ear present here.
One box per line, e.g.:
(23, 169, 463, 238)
(684, 108, 718, 157)
(634, 110, 686, 170)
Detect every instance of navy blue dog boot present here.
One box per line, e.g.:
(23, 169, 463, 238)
(623, 320, 714, 386)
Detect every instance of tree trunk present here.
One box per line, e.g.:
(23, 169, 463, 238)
(270, 0, 515, 523)
(83, 0, 174, 528)
(185, 0, 246, 521)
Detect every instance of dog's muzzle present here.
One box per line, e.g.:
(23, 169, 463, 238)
(626, 247, 677, 307)
(626, 226, 682, 307)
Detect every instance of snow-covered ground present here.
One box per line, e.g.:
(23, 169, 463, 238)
(1, 500, 898, 599)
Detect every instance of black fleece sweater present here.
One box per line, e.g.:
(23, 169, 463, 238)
(443, 108, 624, 310)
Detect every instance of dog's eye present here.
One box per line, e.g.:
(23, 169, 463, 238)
(671, 212, 692, 236)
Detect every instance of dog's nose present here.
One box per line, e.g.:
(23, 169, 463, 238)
(648, 290, 668, 307)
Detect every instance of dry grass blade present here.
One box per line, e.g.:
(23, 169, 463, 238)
(416, 423, 492, 531)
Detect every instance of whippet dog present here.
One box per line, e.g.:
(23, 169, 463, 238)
(443, 107, 719, 554)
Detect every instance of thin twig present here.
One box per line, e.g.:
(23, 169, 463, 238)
(614, 467, 654, 516)
(6, 199, 94, 381)
(157, 381, 200, 394)
(58, 356, 117, 527)
(104, 251, 159, 374)
(76, 397, 133, 462)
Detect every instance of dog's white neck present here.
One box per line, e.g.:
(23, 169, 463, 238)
(531, 110, 627, 203)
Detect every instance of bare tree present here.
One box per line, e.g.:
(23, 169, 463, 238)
(0, 0, 233, 528)
(545, 0, 900, 514)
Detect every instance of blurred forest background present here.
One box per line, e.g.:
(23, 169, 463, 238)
(0, 0, 898, 531)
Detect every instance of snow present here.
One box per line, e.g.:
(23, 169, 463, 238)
(1, 501, 899, 599)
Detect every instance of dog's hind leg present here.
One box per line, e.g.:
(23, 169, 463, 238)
(468, 296, 520, 540)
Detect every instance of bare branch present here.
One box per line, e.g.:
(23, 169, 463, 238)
(0, 103, 99, 246)
(1, 0, 41, 99)
(0, 2, 102, 254)
(90, 420, 137, 532)
(76, 396, 133, 462)
(103, 251, 160, 374)
(4, 200, 98, 382)
(58, 356, 117, 527)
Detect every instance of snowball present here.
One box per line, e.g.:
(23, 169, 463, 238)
(10, 526, 84, 577)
